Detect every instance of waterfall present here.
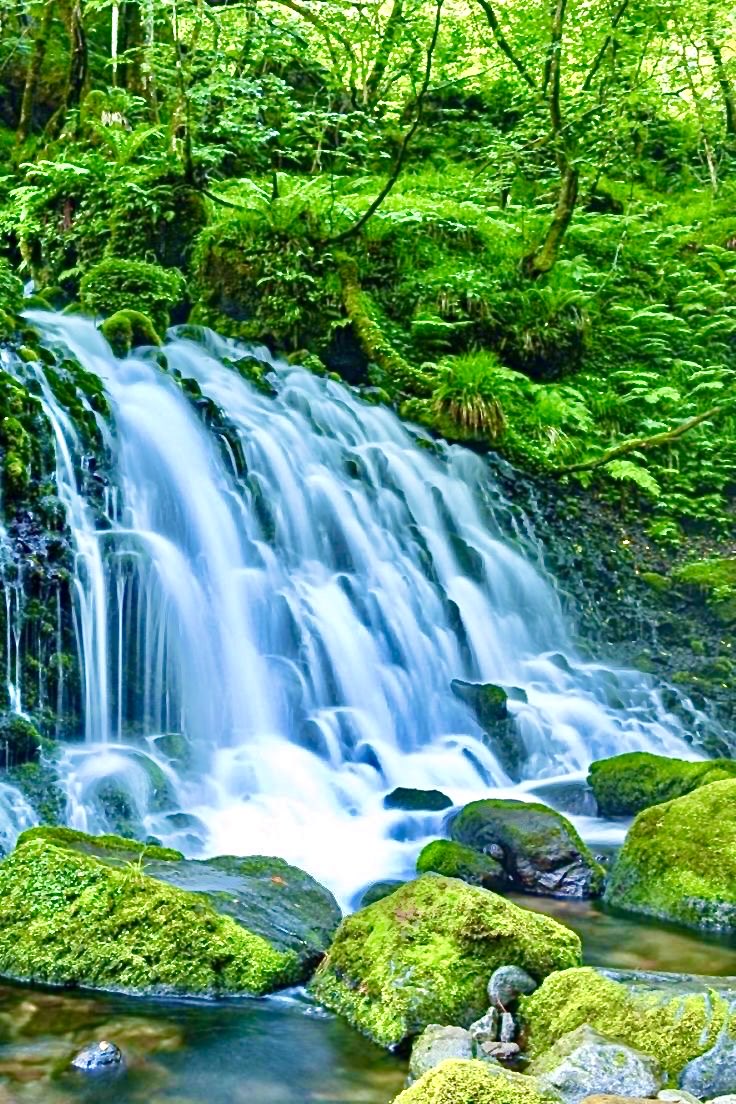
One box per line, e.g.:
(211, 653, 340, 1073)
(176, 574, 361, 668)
(9, 313, 698, 901)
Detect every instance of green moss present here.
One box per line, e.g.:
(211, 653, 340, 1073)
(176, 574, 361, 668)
(101, 309, 162, 356)
(391, 1060, 552, 1104)
(310, 874, 581, 1047)
(0, 714, 44, 766)
(521, 967, 730, 1084)
(17, 825, 183, 863)
(0, 834, 300, 996)
(416, 840, 505, 889)
(0, 261, 23, 316)
(604, 779, 736, 931)
(673, 558, 736, 624)
(588, 752, 736, 816)
(8, 761, 65, 825)
(80, 260, 186, 334)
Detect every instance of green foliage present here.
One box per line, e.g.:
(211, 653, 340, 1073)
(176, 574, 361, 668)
(80, 259, 185, 333)
(0, 260, 23, 315)
(432, 353, 507, 440)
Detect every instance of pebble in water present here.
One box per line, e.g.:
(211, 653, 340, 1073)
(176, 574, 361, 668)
(70, 1040, 124, 1073)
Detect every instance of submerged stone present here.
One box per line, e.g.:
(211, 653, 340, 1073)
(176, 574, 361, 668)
(311, 874, 581, 1048)
(588, 752, 736, 817)
(0, 827, 340, 997)
(450, 799, 605, 899)
(604, 780, 736, 932)
(70, 1040, 124, 1074)
(521, 966, 736, 1086)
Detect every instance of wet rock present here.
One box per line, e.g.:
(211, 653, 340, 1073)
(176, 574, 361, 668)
(499, 1012, 516, 1043)
(416, 839, 506, 890)
(658, 1092, 702, 1104)
(489, 965, 538, 1010)
(531, 779, 598, 818)
(358, 880, 405, 908)
(588, 752, 736, 817)
(384, 788, 453, 812)
(70, 1040, 124, 1073)
(310, 874, 581, 1047)
(409, 1025, 473, 1079)
(530, 1025, 663, 1104)
(450, 681, 525, 779)
(451, 799, 605, 898)
(679, 1029, 736, 1099)
(469, 1008, 499, 1046)
(392, 1059, 552, 1104)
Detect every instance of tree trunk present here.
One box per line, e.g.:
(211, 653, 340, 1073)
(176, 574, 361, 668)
(66, 0, 88, 111)
(364, 0, 404, 109)
(707, 34, 736, 138)
(120, 1, 146, 95)
(16, 0, 54, 144)
(522, 160, 579, 278)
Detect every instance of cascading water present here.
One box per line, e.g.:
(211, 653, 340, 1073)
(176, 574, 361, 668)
(7, 312, 704, 901)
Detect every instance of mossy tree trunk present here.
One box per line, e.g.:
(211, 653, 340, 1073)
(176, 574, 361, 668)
(16, 0, 54, 145)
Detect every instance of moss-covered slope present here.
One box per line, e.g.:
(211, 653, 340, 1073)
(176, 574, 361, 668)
(311, 874, 581, 1048)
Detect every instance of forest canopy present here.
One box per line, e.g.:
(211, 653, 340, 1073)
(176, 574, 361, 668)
(1, 0, 736, 540)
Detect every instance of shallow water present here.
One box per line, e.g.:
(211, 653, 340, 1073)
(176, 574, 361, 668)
(0, 986, 405, 1104)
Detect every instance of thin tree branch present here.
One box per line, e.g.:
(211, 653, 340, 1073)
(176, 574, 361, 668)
(475, 0, 536, 88)
(582, 0, 629, 92)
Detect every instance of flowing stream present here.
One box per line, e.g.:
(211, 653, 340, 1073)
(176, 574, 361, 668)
(2, 313, 703, 902)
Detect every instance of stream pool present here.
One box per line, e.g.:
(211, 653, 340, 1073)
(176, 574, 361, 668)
(1, 900, 734, 1104)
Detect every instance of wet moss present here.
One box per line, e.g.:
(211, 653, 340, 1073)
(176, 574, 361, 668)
(80, 260, 186, 334)
(588, 751, 736, 816)
(416, 839, 505, 889)
(520, 966, 730, 1084)
(17, 825, 183, 862)
(100, 310, 162, 356)
(673, 559, 736, 625)
(391, 1060, 552, 1104)
(604, 779, 736, 932)
(0, 833, 300, 996)
(8, 760, 65, 825)
(310, 874, 581, 1047)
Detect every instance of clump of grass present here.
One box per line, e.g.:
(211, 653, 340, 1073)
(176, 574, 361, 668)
(432, 352, 508, 440)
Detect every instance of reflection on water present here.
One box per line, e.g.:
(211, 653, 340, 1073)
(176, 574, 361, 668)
(509, 893, 736, 976)
(0, 987, 405, 1104)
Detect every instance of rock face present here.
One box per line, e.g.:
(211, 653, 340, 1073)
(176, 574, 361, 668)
(310, 874, 582, 1048)
(384, 787, 453, 811)
(0, 827, 341, 997)
(416, 840, 506, 890)
(521, 967, 736, 1086)
(392, 1059, 552, 1104)
(450, 799, 605, 898)
(604, 780, 736, 932)
(410, 1025, 474, 1080)
(588, 752, 736, 817)
(529, 1025, 663, 1104)
(450, 681, 524, 778)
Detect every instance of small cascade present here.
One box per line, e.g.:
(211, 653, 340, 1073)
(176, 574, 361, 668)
(3, 312, 710, 900)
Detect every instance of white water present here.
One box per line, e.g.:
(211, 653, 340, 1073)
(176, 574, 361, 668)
(14, 314, 698, 901)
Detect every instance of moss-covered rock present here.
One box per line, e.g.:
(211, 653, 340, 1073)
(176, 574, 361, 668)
(673, 559, 736, 625)
(311, 874, 581, 1048)
(450, 800, 604, 899)
(0, 714, 45, 766)
(80, 260, 185, 334)
(384, 787, 453, 812)
(416, 839, 506, 890)
(450, 682, 524, 778)
(604, 780, 736, 932)
(588, 752, 736, 817)
(0, 827, 340, 996)
(100, 310, 162, 356)
(391, 1059, 553, 1104)
(8, 759, 66, 825)
(520, 967, 735, 1087)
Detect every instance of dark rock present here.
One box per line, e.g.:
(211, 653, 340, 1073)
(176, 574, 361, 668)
(451, 799, 605, 898)
(478, 1040, 520, 1061)
(70, 1040, 124, 1073)
(451, 680, 525, 779)
(358, 880, 405, 908)
(531, 779, 598, 818)
(384, 787, 453, 812)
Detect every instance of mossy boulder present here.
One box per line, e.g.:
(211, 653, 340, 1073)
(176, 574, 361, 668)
(528, 1024, 663, 1104)
(450, 800, 605, 899)
(604, 780, 736, 932)
(0, 714, 45, 766)
(311, 874, 581, 1048)
(450, 681, 524, 778)
(0, 827, 340, 996)
(520, 967, 736, 1086)
(100, 310, 162, 357)
(673, 559, 736, 625)
(391, 1059, 554, 1104)
(80, 260, 186, 334)
(416, 839, 506, 890)
(588, 752, 736, 817)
